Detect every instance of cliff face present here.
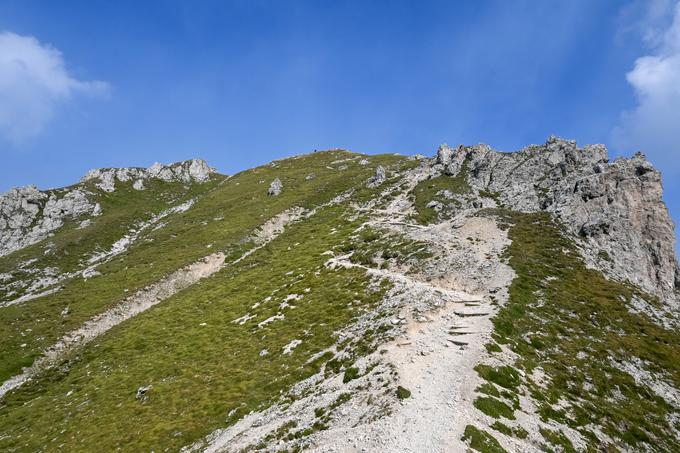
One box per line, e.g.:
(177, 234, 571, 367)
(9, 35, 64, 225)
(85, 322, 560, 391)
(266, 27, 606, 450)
(437, 136, 678, 304)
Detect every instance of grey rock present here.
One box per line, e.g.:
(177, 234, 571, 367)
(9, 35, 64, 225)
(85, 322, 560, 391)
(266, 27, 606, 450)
(82, 268, 102, 279)
(268, 178, 283, 196)
(436, 144, 455, 166)
(136, 385, 152, 401)
(0, 186, 97, 257)
(0, 159, 217, 257)
(82, 158, 215, 191)
(367, 166, 386, 188)
(434, 136, 678, 304)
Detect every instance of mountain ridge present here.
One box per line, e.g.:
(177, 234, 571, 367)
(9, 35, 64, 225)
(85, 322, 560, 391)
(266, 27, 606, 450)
(0, 139, 678, 452)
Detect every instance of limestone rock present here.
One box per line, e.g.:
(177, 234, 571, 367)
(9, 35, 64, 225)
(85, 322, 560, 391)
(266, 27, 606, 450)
(434, 136, 678, 304)
(82, 158, 215, 192)
(367, 166, 386, 188)
(0, 186, 97, 257)
(268, 178, 283, 196)
(436, 144, 454, 165)
(1, 159, 216, 257)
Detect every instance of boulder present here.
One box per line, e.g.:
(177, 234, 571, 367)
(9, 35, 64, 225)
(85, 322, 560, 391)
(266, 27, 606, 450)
(367, 166, 386, 188)
(268, 178, 283, 196)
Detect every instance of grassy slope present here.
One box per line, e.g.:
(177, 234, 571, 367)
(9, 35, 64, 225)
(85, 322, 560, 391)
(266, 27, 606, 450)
(0, 178, 222, 381)
(0, 151, 405, 382)
(0, 151, 415, 451)
(474, 211, 680, 452)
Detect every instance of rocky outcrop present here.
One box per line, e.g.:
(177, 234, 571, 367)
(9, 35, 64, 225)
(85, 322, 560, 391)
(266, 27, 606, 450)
(434, 136, 679, 304)
(268, 178, 283, 196)
(0, 159, 215, 257)
(81, 159, 215, 192)
(0, 186, 99, 257)
(367, 166, 386, 188)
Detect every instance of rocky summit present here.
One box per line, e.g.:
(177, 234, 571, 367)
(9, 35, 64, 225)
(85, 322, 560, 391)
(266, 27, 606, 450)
(0, 139, 678, 453)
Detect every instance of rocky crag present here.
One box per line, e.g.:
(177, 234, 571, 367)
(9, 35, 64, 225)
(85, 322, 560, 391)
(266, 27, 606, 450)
(0, 159, 214, 257)
(435, 136, 678, 306)
(0, 140, 678, 453)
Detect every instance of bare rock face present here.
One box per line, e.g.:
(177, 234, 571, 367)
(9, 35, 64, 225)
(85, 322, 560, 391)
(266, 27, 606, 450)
(0, 186, 98, 256)
(81, 159, 215, 192)
(436, 136, 679, 304)
(0, 159, 216, 257)
(436, 144, 454, 166)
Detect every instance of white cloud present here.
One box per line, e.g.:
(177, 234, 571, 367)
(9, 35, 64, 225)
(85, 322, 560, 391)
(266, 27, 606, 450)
(0, 31, 109, 144)
(612, 2, 680, 175)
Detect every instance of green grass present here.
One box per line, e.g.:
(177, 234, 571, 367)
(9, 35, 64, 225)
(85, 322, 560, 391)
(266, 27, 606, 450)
(489, 421, 528, 440)
(476, 382, 500, 398)
(0, 151, 420, 452)
(343, 367, 360, 383)
(462, 425, 508, 453)
(0, 151, 408, 383)
(340, 228, 432, 269)
(540, 428, 576, 453)
(473, 396, 516, 420)
(473, 209, 680, 451)
(485, 342, 502, 353)
(474, 365, 520, 390)
(396, 386, 411, 400)
(0, 202, 395, 451)
(411, 160, 470, 224)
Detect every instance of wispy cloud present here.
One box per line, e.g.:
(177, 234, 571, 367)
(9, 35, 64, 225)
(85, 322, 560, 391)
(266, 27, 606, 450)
(612, 1, 680, 175)
(0, 31, 109, 145)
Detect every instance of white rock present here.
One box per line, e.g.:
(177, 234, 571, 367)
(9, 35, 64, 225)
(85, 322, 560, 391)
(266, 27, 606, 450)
(268, 178, 283, 196)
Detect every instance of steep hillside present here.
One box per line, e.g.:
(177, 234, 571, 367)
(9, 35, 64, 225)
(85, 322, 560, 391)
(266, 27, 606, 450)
(0, 140, 678, 452)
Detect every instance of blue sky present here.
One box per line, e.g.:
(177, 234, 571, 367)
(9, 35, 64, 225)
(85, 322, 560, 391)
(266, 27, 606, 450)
(1, 0, 679, 247)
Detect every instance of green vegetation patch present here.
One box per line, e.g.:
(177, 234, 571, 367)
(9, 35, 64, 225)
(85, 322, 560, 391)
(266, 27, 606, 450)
(474, 209, 680, 451)
(485, 342, 502, 353)
(396, 386, 411, 400)
(0, 198, 402, 452)
(474, 365, 520, 390)
(462, 425, 508, 453)
(540, 428, 576, 453)
(411, 160, 470, 224)
(473, 396, 516, 420)
(339, 227, 431, 269)
(0, 150, 408, 383)
(343, 367, 360, 383)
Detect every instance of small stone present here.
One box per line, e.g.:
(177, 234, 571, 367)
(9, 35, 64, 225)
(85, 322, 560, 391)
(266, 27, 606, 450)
(136, 385, 152, 401)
